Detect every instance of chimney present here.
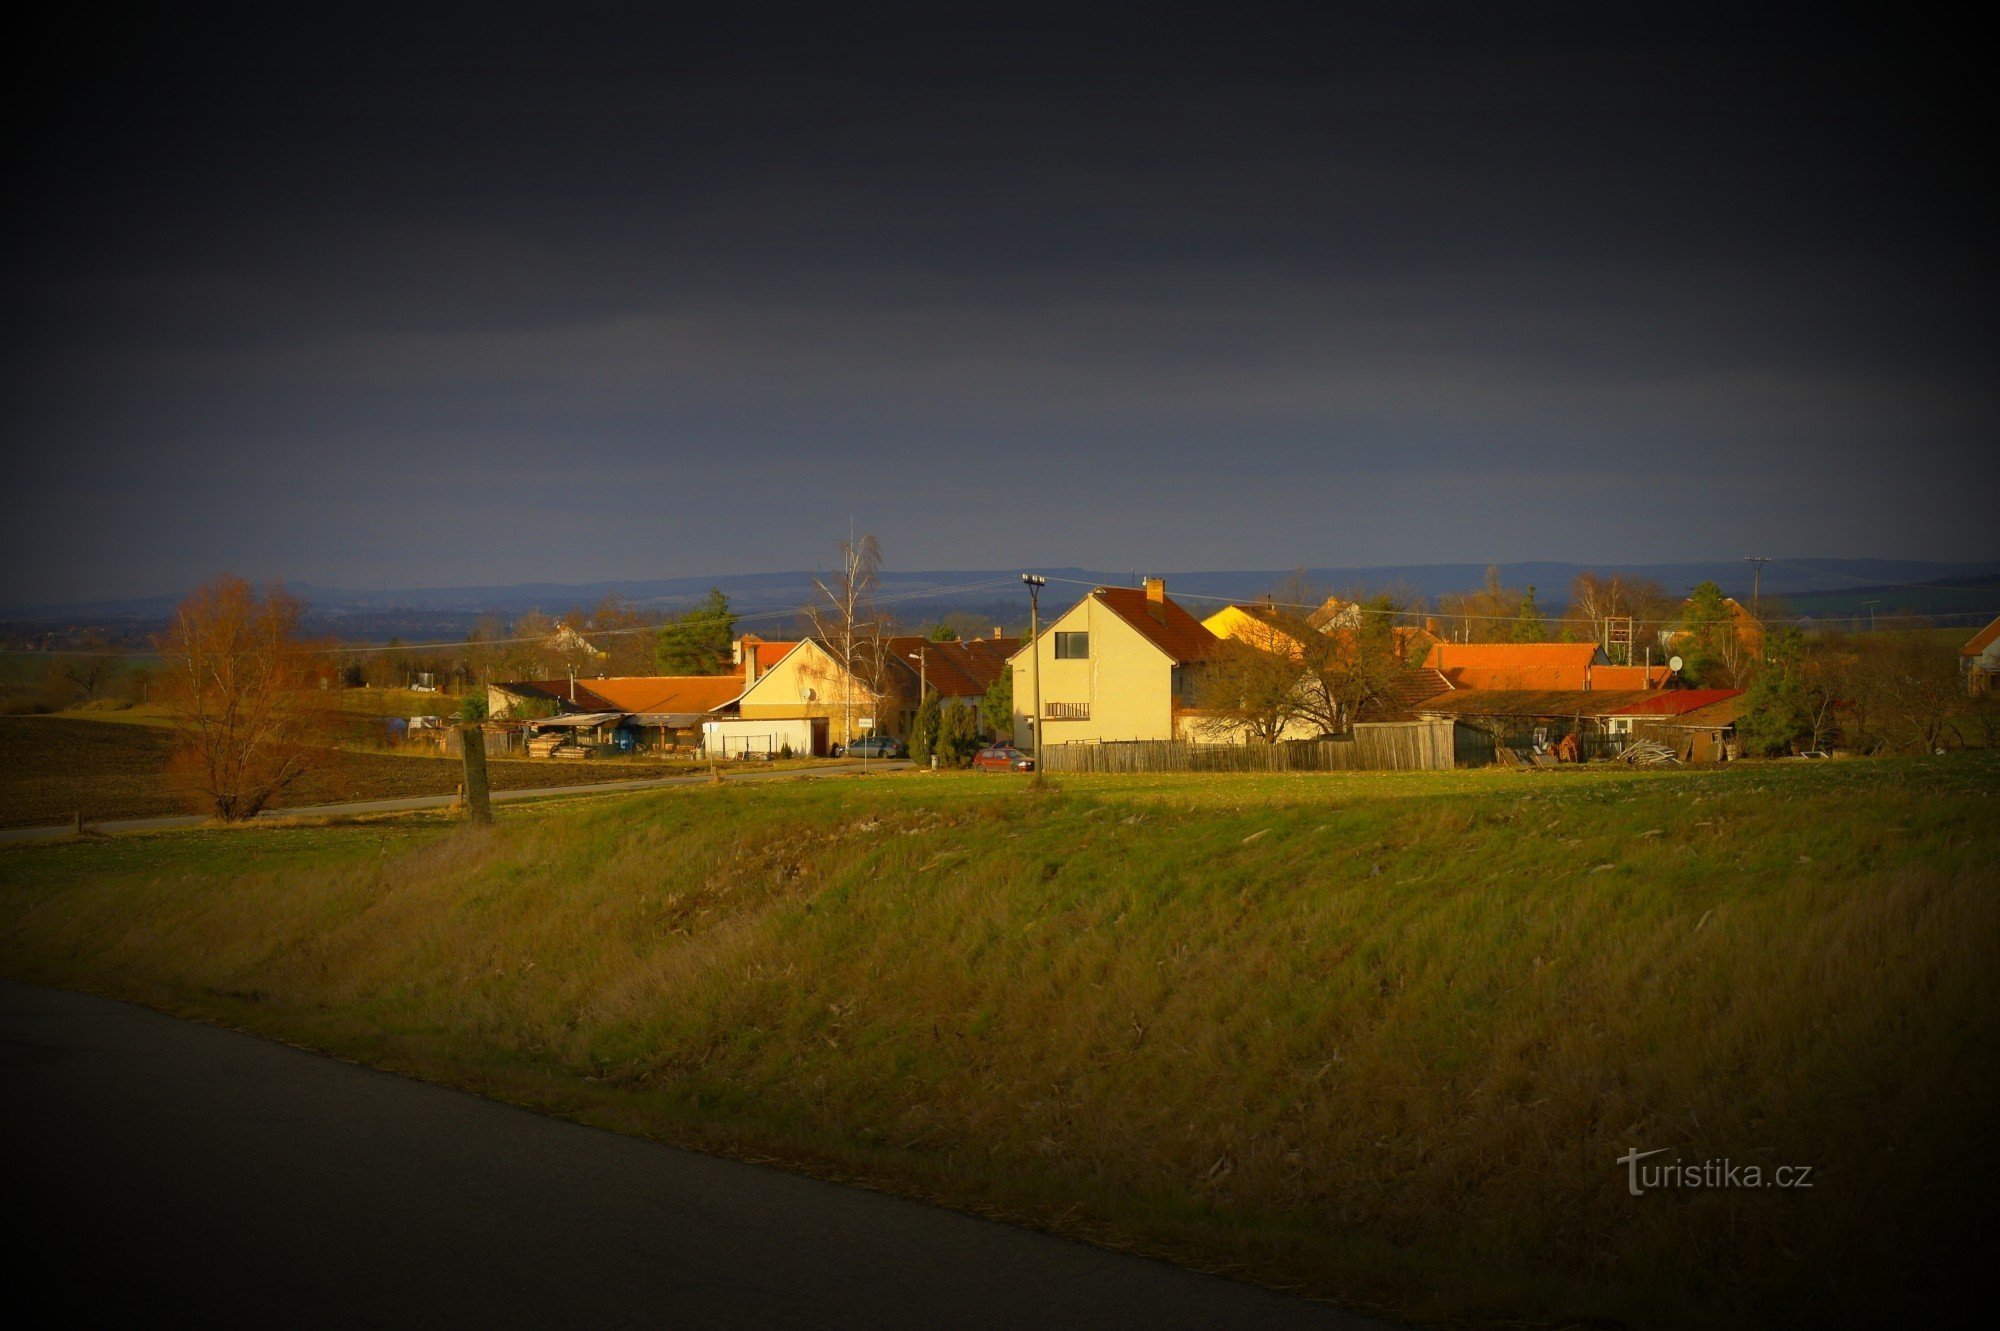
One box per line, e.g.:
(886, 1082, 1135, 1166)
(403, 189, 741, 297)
(1144, 577, 1167, 624)
(992, 626, 1002, 640)
(739, 634, 763, 685)
(1424, 617, 1437, 635)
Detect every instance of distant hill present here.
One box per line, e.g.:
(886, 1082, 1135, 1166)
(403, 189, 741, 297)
(7, 559, 2000, 643)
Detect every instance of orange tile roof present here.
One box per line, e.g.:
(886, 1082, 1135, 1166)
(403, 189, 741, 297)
(754, 641, 799, 672)
(1423, 642, 1604, 691)
(1962, 615, 2000, 658)
(1590, 664, 1673, 690)
(1093, 587, 1221, 662)
(502, 675, 745, 715)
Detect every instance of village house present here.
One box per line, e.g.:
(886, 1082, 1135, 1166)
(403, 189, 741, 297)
(1010, 579, 1220, 747)
(1961, 615, 2000, 694)
(719, 630, 1017, 756)
(1414, 687, 1742, 761)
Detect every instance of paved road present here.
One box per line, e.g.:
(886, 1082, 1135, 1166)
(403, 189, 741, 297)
(0, 759, 916, 844)
(1, 982, 1381, 1328)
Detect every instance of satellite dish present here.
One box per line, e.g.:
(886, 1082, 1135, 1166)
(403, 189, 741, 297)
(1668, 655, 1684, 673)
(800, 687, 817, 702)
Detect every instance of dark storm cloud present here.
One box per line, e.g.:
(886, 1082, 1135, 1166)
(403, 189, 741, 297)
(5, 4, 1992, 603)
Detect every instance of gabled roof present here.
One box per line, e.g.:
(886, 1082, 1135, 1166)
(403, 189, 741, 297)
(1423, 642, 1608, 691)
(884, 635, 1020, 698)
(1963, 615, 2000, 658)
(1092, 587, 1222, 663)
(583, 676, 747, 713)
(753, 640, 800, 672)
(492, 679, 622, 712)
(1661, 694, 1752, 728)
(493, 675, 743, 715)
(1359, 667, 1455, 721)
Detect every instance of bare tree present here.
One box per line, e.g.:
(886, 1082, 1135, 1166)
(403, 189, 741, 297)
(1848, 631, 1968, 753)
(54, 630, 126, 703)
(1568, 571, 1675, 662)
(156, 577, 333, 820)
(1193, 621, 1308, 742)
(805, 534, 888, 747)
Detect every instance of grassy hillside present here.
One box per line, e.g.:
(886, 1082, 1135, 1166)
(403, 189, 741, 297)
(3, 759, 1995, 1327)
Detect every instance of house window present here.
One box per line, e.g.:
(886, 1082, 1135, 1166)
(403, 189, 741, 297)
(1045, 701, 1090, 720)
(1054, 632, 1089, 659)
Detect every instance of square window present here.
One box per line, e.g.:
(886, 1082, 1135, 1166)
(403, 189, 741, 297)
(1054, 632, 1089, 659)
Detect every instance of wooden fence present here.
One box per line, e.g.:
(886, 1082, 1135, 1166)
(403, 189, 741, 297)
(1039, 720, 1464, 774)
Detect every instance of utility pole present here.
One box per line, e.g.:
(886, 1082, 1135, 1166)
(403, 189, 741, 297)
(1744, 556, 1771, 618)
(1021, 574, 1046, 766)
(1863, 599, 1879, 633)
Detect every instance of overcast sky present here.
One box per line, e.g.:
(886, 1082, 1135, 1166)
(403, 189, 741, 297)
(5, 3, 1993, 605)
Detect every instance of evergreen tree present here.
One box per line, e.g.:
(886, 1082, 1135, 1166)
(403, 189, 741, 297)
(935, 700, 981, 767)
(981, 669, 1013, 740)
(1509, 586, 1547, 642)
(1737, 627, 1814, 756)
(654, 588, 737, 674)
(909, 691, 943, 764)
(1677, 581, 1738, 686)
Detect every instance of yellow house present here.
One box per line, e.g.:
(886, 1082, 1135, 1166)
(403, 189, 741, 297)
(1201, 603, 1312, 659)
(735, 638, 905, 747)
(1009, 579, 1221, 747)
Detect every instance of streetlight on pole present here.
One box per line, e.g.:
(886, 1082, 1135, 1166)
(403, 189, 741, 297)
(1021, 574, 1046, 766)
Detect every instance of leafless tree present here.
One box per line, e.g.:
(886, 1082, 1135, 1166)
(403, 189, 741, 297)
(156, 577, 334, 820)
(805, 534, 888, 747)
(55, 630, 126, 702)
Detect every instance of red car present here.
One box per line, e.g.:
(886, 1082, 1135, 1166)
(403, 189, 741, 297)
(972, 744, 1035, 772)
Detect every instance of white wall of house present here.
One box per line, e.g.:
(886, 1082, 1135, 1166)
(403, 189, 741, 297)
(702, 717, 820, 758)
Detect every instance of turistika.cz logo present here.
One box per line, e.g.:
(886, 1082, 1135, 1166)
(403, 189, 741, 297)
(1617, 1148, 1815, 1196)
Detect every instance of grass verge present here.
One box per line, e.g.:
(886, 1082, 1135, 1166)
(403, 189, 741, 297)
(3, 757, 1995, 1327)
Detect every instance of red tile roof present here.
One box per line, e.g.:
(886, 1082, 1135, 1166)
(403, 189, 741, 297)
(1092, 587, 1221, 662)
(1612, 689, 1743, 717)
(883, 636, 1020, 698)
(1962, 615, 2000, 658)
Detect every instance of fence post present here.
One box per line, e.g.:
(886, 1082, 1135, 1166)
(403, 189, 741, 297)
(459, 724, 493, 825)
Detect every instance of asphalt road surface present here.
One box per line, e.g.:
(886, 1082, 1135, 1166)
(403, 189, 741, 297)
(2, 982, 1385, 1329)
(0, 759, 916, 844)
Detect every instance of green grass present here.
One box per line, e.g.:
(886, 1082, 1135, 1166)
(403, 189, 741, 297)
(3, 757, 1995, 1328)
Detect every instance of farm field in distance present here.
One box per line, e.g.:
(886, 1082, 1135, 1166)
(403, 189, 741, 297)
(0, 714, 777, 829)
(3, 754, 1993, 1328)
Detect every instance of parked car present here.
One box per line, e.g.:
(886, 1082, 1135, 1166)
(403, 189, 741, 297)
(972, 744, 1035, 772)
(838, 734, 907, 760)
